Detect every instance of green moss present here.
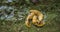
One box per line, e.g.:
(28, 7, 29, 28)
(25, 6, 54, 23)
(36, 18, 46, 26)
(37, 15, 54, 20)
(0, 0, 60, 32)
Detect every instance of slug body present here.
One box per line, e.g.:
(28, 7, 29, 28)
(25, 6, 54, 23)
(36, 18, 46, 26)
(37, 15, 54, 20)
(25, 10, 45, 27)
(32, 15, 38, 24)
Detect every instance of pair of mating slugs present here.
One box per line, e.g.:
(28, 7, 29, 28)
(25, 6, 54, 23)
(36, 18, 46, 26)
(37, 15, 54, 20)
(25, 10, 45, 27)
